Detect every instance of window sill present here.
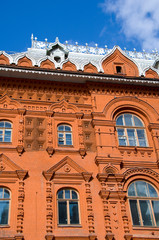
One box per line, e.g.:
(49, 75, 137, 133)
(133, 226, 159, 231)
(118, 146, 153, 152)
(0, 225, 10, 228)
(58, 224, 82, 228)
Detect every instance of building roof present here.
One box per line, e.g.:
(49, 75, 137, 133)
(0, 35, 159, 86)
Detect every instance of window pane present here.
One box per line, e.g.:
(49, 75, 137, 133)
(58, 133, 64, 145)
(116, 115, 124, 126)
(4, 189, 10, 199)
(66, 134, 72, 145)
(0, 130, 3, 142)
(72, 191, 78, 199)
(137, 129, 147, 147)
(139, 200, 153, 226)
(58, 125, 64, 131)
(69, 202, 79, 224)
(127, 129, 136, 146)
(0, 201, 9, 225)
(128, 183, 136, 196)
(5, 122, 12, 128)
(124, 114, 133, 126)
(0, 122, 4, 128)
(134, 116, 143, 127)
(136, 181, 148, 197)
(65, 126, 71, 132)
(129, 200, 140, 225)
(152, 201, 159, 226)
(0, 188, 3, 198)
(4, 130, 11, 142)
(58, 201, 67, 224)
(65, 190, 70, 199)
(58, 190, 63, 199)
(148, 184, 158, 198)
(117, 129, 127, 146)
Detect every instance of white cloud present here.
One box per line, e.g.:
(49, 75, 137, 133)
(101, 0, 159, 51)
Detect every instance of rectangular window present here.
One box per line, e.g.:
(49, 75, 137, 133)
(129, 200, 140, 226)
(127, 129, 136, 146)
(137, 129, 147, 147)
(0, 201, 9, 225)
(58, 133, 64, 145)
(152, 201, 159, 226)
(58, 201, 67, 224)
(117, 128, 127, 146)
(69, 202, 79, 224)
(66, 133, 72, 145)
(139, 200, 153, 226)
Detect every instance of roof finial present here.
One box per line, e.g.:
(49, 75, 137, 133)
(55, 37, 59, 43)
(31, 34, 34, 48)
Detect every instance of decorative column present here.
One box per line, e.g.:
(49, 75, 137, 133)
(16, 170, 28, 240)
(46, 111, 54, 157)
(82, 173, 96, 239)
(17, 109, 26, 156)
(99, 181, 112, 236)
(148, 123, 159, 162)
(46, 181, 53, 234)
(43, 172, 54, 240)
(76, 113, 86, 158)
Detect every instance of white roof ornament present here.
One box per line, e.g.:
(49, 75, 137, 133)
(55, 37, 59, 43)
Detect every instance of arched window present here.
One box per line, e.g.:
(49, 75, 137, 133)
(0, 121, 12, 143)
(57, 188, 80, 225)
(57, 124, 72, 146)
(0, 187, 10, 225)
(116, 114, 147, 147)
(128, 181, 159, 226)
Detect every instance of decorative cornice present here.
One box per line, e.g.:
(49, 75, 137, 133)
(0, 66, 159, 86)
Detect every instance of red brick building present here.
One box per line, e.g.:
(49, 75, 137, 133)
(0, 36, 159, 240)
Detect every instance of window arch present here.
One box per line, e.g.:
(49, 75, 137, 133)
(0, 121, 12, 143)
(0, 187, 10, 225)
(128, 181, 159, 226)
(57, 188, 80, 225)
(57, 124, 72, 146)
(116, 113, 147, 147)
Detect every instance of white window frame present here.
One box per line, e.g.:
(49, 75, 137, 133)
(57, 124, 73, 146)
(116, 114, 148, 147)
(0, 187, 11, 226)
(128, 181, 159, 227)
(0, 121, 12, 143)
(57, 188, 80, 225)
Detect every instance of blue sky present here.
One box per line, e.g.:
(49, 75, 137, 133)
(1, 0, 159, 53)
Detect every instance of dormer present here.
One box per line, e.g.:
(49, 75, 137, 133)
(101, 47, 139, 77)
(47, 37, 69, 65)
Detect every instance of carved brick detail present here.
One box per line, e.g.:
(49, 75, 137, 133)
(46, 181, 53, 234)
(85, 182, 95, 234)
(120, 199, 130, 234)
(17, 180, 25, 234)
(17, 109, 26, 155)
(100, 182, 112, 234)
(76, 113, 86, 158)
(46, 111, 54, 156)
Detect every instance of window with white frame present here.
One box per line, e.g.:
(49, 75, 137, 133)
(0, 187, 10, 225)
(0, 121, 12, 143)
(128, 181, 159, 227)
(116, 114, 147, 147)
(57, 124, 72, 146)
(57, 189, 80, 225)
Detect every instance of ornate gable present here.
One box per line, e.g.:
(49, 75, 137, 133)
(49, 99, 79, 113)
(0, 94, 21, 109)
(43, 156, 92, 181)
(102, 47, 139, 77)
(0, 154, 28, 180)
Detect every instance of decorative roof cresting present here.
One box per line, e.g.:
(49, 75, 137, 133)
(31, 34, 159, 60)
